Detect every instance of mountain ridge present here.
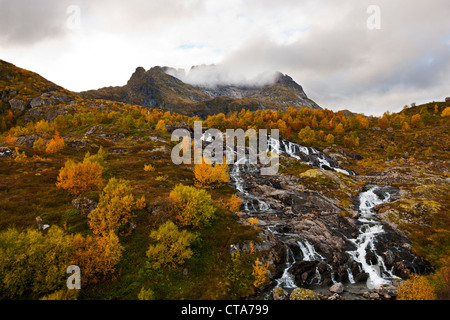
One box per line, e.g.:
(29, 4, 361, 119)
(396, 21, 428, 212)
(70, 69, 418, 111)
(79, 65, 321, 117)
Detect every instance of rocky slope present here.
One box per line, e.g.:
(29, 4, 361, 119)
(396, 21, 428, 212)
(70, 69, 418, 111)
(79, 65, 321, 117)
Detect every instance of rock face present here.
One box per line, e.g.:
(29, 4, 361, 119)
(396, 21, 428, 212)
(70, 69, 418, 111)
(9, 98, 29, 116)
(79, 65, 321, 118)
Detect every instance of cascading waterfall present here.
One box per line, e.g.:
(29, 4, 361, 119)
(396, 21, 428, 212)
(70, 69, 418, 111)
(275, 247, 297, 289)
(267, 137, 356, 176)
(346, 185, 400, 289)
(209, 131, 400, 296)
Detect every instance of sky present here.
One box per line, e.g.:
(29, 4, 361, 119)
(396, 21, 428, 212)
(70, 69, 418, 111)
(0, 0, 449, 116)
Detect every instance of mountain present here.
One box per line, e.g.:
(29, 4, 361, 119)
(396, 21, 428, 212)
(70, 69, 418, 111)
(79, 65, 321, 117)
(0, 60, 78, 117)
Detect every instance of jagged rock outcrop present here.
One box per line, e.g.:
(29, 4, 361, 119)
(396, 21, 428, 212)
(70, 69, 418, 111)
(79, 65, 321, 117)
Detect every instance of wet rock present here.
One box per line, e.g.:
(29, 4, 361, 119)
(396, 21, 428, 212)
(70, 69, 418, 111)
(393, 261, 412, 279)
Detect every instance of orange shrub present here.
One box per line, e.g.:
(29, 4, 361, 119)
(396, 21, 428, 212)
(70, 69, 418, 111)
(194, 157, 229, 189)
(441, 107, 450, 117)
(397, 274, 437, 300)
(71, 232, 123, 284)
(226, 194, 242, 214)
(45, 131, 65, 154)
(56, 159, 103, 195)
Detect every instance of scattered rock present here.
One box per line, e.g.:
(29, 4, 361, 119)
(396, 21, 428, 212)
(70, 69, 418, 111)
(329, 282, 344, 294)
(71, 140, 89, 149)
(272, 287, 288, 300)
(72, 197, 98, 215)
(0, 147, 15, 158)
(327, 293, 342, 300)
(15, 135, 39, 147)
(109, 148, 128, 154)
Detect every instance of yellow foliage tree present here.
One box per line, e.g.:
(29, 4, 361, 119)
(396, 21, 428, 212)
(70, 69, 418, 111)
(411, 114, 422, 127)
(441, 107, 450, 117)
(56, 159, 103, 196)
(397, 274, 437, 300)
(0, 226, 74, 299)
(252, 258, 270, 288)
(226, 194, 242, 214)
(155, 120, 167, 133)
(298, 126, 316, 145)
(32, 137, 45, 151)
(145, 220, 196, 270)
(194, 157, 229, 189)
(170, 184, 216, 228)
(334, 123, 345, 135)
(71, 231, 123, 285)
(45, 131, 65, 154)
(402, 121, 411, 131)
(88, 178, 140, 236)
(326, 134, 335, 144)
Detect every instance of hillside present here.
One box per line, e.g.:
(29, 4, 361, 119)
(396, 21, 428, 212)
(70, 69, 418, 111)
(0, 60, 449, 301)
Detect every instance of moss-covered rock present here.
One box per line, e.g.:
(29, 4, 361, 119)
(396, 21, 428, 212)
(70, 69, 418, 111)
(289, 287, 320, 300)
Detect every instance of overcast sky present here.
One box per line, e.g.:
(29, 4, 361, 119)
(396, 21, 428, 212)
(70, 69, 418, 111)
(1, 0, 449, 116)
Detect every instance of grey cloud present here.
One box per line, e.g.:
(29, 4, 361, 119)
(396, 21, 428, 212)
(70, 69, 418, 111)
(0, 0, 74, 46)
(217, 0, 450, 115)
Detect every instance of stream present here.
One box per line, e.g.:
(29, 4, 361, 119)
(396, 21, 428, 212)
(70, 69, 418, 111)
(199, 131, 431, 299)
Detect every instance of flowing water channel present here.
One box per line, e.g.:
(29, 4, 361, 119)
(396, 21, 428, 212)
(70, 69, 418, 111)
(200, 132, 401, 298)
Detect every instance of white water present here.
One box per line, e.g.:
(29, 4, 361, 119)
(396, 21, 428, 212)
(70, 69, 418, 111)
(275, 247, 297, 289)
(201, 130, 396, 293)
(346, 186, 399, 289)
(297, 240, 323, 261)
(268, 137, 355, 176)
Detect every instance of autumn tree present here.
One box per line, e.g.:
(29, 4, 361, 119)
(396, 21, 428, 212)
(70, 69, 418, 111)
(45, 131, 65, 154)
(155, 120, 167, 133)
(411, 114, 422, 127)
(326, 133, 335, 144)
(334, 123, 345, 135)
(56, 159, 103, 195)
(252, 258, 270, 288)
(441, 107, 450, 117)
(88, 178, 145, 236)
(0, 226, 74, 299)
(71, 231, 123, 284)
(145, 220, 196, 270)
(194, 157, 229, 189)
(83, 146, 108, 170)
(297, 126, 316, 145)
(170, 184, 216, 228)
(225, 194, 242, 214)
(397, 274, 437, 300)
(402, 121, 411, 131)
(32, 137, 45, 151)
